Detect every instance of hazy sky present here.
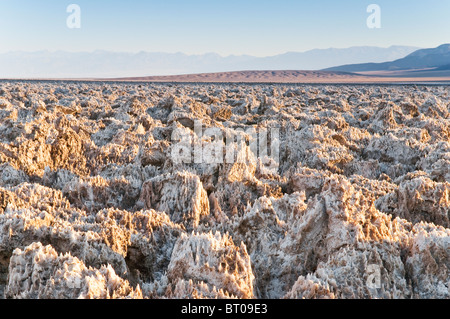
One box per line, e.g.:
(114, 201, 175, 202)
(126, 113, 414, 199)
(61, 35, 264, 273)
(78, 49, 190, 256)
(0, 0, 449, 56)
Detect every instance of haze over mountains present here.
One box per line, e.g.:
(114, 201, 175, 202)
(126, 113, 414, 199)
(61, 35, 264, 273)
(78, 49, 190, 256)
(107, 43, 450, 83)
(0, 46, 419, 78)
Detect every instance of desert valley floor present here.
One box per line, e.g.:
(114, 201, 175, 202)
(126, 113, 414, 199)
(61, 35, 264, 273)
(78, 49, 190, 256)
(0, 81, 449, 299)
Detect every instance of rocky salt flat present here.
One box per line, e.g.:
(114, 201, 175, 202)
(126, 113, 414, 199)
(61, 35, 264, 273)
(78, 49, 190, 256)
(0, 81, 449, 299)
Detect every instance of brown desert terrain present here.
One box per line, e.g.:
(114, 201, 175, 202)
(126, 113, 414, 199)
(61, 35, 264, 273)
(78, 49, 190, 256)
(103, 70, 450, 83)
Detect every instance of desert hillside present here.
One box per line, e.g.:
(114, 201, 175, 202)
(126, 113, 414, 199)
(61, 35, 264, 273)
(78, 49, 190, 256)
(105, 70, 450, 83)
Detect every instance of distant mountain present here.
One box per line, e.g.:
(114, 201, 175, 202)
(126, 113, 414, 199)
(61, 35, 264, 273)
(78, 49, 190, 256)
(0, 46, 419, 78)
(436, 63, 450, 70)
(228, 46, 420, 72)
(103, 69, 450, 83)
(325, 44, 450, 72)
(106, 70, 372, 83)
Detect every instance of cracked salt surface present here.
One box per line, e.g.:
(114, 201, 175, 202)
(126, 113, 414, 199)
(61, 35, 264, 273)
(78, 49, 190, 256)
(0, 81, 449, 299)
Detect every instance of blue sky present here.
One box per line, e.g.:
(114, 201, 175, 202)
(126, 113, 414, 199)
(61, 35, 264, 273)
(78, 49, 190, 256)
(0, 0, 449, 56)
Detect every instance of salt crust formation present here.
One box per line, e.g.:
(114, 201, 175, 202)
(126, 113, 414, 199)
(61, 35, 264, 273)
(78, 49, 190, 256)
(0, 82, 449, 299)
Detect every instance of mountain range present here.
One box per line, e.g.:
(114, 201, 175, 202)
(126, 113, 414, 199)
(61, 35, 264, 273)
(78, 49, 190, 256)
(0, 46, 420, 78)
(325, 44, 450, 72)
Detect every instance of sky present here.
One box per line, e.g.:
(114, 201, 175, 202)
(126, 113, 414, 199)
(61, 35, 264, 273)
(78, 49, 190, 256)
(0, 0, 449, 56)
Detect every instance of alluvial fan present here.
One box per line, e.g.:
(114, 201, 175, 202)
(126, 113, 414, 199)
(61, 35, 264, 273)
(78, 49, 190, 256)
(0, 81, 449, 299)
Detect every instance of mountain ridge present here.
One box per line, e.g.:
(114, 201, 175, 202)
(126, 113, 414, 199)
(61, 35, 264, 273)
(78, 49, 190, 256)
(0, 46, 420, 78)
(324, 44, 450, 72)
